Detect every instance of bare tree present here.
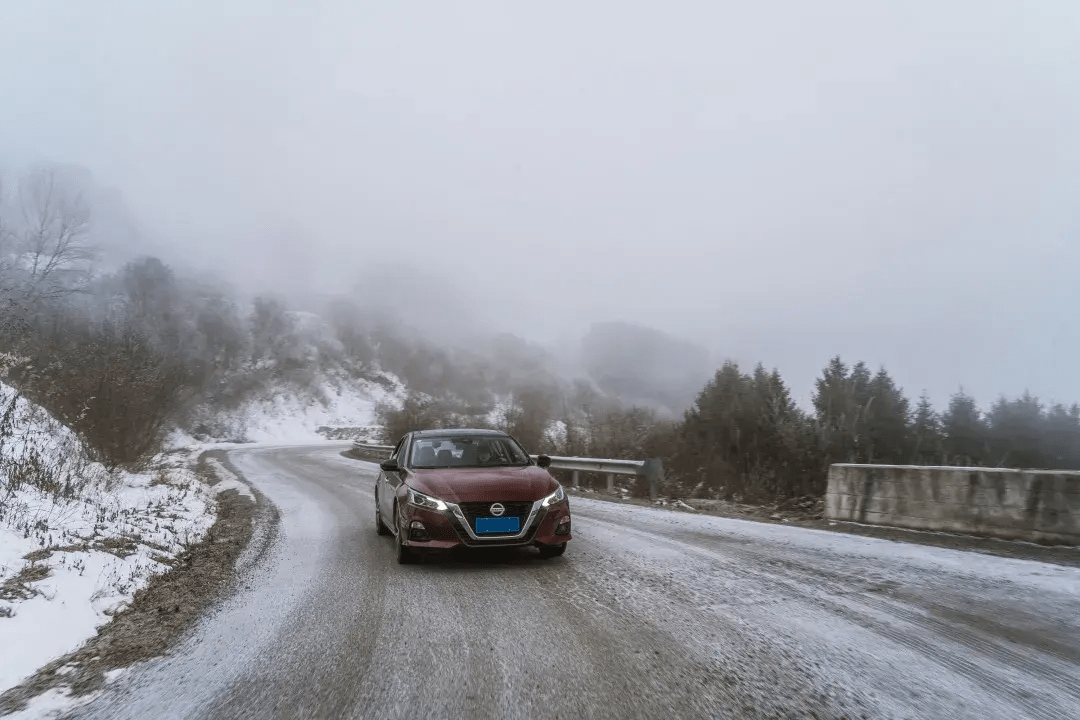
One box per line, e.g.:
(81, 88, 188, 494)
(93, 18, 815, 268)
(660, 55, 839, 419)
(0, 176, 15, 296)
(9, 169, 96, 301)
(0, 176, 27, 346)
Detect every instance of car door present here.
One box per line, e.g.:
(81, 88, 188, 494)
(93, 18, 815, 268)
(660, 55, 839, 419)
(379, 435, 408, 523)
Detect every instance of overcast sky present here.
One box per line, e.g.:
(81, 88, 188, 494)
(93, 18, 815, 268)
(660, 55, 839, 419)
(2, 0, 1078, 408)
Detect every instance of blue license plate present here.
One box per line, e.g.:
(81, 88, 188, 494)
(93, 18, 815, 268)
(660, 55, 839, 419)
(475, 516, 520, 534)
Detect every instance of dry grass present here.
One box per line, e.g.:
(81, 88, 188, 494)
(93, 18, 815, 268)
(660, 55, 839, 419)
(0, 563, 52, 601)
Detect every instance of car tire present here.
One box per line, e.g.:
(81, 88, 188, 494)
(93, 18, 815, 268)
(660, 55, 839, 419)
(395, 505, 415, 565)
(375, 493, 391, 536)
(537, 542, 566, 559)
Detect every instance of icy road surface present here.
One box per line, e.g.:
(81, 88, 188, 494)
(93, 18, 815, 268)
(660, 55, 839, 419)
(59, 444, 1080, 720)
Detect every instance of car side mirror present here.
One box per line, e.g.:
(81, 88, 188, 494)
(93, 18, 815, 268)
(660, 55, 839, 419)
(380, 458, 400, 472)
(536, 455, 552, 469)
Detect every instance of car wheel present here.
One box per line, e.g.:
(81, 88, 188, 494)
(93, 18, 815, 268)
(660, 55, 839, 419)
(395, 505, 415, 565)
(375, 492, 391, 536)
(537, 542, 566, 559)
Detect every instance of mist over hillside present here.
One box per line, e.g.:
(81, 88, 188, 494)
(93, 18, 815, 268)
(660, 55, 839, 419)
(0, 165, 706, 449)
(4, 160, 1080, 508)
(77, 170, 716, 420)
(581, 321, 711, 417)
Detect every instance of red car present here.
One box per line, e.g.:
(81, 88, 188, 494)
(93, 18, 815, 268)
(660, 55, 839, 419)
(374, 429, 571, 563)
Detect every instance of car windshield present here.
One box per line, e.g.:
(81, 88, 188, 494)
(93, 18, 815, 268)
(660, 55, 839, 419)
(409, 435, 530, 469)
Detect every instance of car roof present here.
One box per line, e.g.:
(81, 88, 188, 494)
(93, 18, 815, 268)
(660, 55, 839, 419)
(411, 428, 510, 438)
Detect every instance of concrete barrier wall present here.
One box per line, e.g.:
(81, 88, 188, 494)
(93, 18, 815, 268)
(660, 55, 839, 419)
(825, 464, 1080, 544)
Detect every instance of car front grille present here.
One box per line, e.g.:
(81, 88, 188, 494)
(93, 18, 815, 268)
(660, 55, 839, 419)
(457, 501, 535, 533)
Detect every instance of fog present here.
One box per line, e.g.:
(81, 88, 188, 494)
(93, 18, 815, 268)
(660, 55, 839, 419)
(2, 0, 1078, 408)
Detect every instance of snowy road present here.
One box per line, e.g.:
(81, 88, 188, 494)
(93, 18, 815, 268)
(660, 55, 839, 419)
(60, 444, 1080, 720)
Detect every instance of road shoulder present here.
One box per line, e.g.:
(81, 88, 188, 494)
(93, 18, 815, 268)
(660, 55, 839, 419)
(565, 487, 1080, 568)
(0, 450, 271, 717)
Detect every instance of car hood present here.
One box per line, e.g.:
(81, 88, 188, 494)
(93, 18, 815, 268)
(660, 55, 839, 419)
(407, 466, 557, 504)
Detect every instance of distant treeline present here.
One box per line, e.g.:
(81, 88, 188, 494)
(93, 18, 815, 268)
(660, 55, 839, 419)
(2, 248, 358, 466)
(663, 358, 1080, 502)
(1, 170, 375, 465)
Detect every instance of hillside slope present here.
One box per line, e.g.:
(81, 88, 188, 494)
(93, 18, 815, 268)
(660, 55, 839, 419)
(0, 383, 216, 695)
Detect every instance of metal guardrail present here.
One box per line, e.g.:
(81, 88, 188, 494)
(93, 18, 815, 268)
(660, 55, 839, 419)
(351, 440, 664, 499)
(352, 441, 395, 455)
(532, 455, 643, 474)
(536, 455, 664, 499)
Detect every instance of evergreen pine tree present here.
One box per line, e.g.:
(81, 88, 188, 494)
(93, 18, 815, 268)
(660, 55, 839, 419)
(986, 391, 1044, 468)
(911, 392, 944, 464)
(942, 389, 988, 466)
(864, 368, 911, 464)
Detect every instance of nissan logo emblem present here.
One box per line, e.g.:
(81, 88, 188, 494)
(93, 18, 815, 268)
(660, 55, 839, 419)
(490, 503, 505, 517)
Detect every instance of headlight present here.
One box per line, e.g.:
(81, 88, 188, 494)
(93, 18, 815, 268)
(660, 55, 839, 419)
(541, 484, 565, 507)
(407, 487, 448, 511)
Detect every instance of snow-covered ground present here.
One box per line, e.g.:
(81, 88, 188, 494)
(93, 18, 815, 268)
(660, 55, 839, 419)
(0, 384, 216, 696)
(184, 373, 403, 446)
(239, 379, 386, 443)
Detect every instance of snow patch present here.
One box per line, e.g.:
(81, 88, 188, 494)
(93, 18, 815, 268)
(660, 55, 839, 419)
(190, 373, 403, 445)
(205, 458, 255, 501)
(2, 686, 101, 720)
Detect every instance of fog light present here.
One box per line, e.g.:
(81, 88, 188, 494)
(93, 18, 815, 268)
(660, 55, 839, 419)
(555, 516, 571, 536)
(410, 521, 424, 529)
(409, 521, 430, 542)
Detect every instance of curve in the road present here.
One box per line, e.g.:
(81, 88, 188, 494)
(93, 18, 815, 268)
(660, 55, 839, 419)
(59, 444, 1080, 720)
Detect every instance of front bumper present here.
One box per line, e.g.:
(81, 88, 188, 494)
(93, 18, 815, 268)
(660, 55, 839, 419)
(401, 500, 572, 550)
